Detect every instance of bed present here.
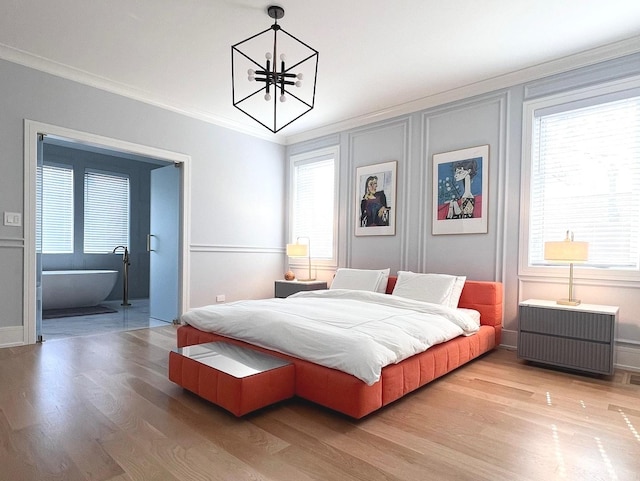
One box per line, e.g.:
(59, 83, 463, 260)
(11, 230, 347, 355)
(174, 271, 503, 418)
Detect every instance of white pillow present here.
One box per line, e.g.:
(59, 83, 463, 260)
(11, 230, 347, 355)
(392, 271, 465, 307)
(330, 268, 390, 293)
(376, 268, 391, 293)
(448, 275, 467, 308)
(457, 308, 480, 327)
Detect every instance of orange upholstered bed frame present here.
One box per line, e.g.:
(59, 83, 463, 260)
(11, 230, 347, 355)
(175, 278, 503, 418)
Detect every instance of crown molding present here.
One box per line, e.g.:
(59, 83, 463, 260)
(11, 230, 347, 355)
(3, 35, 640, 147)
(0, 43, 287, 145)
(285, 35, 640, 145)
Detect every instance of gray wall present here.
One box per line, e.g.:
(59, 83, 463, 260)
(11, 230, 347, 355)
(0, 58, 285, 333)
(287, 52, 640, 366)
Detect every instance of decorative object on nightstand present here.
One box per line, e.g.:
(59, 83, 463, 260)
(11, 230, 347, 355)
(286, 236, 315, 281)
(544, 230, 588, 306)
(284, 270, 295, 281)
(518, 299, 618, 375)
(274, 280, 327, 298)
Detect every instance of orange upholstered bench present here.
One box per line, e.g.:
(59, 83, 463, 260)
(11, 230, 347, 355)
(169, 341, 295, 416)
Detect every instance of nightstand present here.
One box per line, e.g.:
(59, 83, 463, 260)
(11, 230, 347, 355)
(274, 280, 327, 298)
(518, 299, 618, 375)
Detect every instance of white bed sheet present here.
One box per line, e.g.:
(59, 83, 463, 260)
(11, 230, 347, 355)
(181, 289, 480, 385)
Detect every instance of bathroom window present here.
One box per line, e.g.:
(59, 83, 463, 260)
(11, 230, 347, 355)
(38, 164, 74, 254)
(83, 170, 130, 254)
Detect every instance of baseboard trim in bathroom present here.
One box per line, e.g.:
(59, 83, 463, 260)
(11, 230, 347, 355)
(43, 305, 118, 319)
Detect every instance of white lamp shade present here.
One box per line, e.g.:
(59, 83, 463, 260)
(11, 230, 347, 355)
(544, 240, 589, 263)
(286, 243, 308, 257)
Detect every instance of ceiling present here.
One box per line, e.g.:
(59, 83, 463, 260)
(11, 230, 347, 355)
(1, 0, 640, 143)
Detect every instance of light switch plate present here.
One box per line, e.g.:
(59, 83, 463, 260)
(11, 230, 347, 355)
(3, 212, 22, 226)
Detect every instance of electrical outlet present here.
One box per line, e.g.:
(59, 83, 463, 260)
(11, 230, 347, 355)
(3, 212, 21, 226)
(216, 294, 225, 303)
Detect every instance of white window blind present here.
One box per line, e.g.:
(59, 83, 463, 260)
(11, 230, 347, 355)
(83, 170, 130, 254)
(291, 154, 336, 260)
(39, 164, 74, 254)
(529, 94, 640, 270)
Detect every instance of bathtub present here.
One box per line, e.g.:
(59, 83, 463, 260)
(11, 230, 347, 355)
(41, 270, 118, 310)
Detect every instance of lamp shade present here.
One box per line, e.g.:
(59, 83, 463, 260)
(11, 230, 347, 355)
(544, 240, 589, 263)
(286, 243, 308, 257)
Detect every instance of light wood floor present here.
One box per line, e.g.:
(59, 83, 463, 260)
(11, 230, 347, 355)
(1, 326, 639, 481)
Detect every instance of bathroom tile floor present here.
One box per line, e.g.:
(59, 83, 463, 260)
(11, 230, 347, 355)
(41, 298, 170, 341)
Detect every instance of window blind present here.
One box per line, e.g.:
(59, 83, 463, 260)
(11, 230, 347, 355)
(39, 164, 74, 254)
(83, 170, 130, 254)
(529, 95, 640, 269)
(292, 157, 335, 259)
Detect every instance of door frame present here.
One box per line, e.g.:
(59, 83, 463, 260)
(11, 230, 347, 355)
(24, 119, 191, 345)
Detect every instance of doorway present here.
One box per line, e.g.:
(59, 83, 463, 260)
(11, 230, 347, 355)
(23, 120, 191, 345)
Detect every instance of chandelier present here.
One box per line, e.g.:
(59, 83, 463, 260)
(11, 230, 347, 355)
(231, 5, 319, 133)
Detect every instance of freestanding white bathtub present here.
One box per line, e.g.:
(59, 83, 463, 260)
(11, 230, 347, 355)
(41, 270, 118, 310)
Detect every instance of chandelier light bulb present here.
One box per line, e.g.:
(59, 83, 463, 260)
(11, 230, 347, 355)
(295, 80, 302, 87)
(265, 52, 272, 60)
(264, 93, 271, 101)
(247, 68, 255, 76)
(280, 54, 286, 61)
(280, 95, 286, 102)
(297, 73, 304, 80)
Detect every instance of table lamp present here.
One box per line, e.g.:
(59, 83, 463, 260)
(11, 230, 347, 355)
(544, 231, 589, 306)
(286, 237, 315, 281)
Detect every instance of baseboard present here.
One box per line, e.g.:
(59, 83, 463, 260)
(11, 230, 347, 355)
(500, 329, 517, 350)
(615, 343, 640, 372)
(0, 325, 27, 348)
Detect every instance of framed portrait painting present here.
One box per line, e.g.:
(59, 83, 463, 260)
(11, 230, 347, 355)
(355, 160, 397, 236)
(432, 145, 489, 235)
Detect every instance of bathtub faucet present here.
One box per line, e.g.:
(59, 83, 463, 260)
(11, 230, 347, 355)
(112, 246, 131, 307)
(112, 245, 129, 264)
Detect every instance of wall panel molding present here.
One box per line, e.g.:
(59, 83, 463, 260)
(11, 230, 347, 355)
(494, 91, 509, 282)
(346, 117, 411, 268)
(420, 91, 509, 276)
(190, 244, 284, 254)
(0, 238, 24, 247)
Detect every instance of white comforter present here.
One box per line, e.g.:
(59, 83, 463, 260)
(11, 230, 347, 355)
(181, 289, 480, 385)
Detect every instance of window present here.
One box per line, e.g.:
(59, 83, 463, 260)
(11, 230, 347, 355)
(83, 170, 130, 253)
(38, 164, 74, 254)
(289, 146, 339, 263)
(522, 78, 640, 276)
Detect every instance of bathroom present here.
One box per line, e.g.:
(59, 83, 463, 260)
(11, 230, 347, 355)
(39, 140, 175, 340)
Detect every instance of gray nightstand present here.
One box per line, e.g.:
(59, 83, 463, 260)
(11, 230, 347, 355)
(274, 280, 327, 298)
(518, 299, 618, 375)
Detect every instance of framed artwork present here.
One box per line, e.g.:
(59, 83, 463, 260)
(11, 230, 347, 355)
(355, 160, 397, 236)
(432, 145, 489, 235)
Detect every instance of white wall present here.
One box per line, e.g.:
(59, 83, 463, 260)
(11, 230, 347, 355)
(0, 59, 285, 345)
